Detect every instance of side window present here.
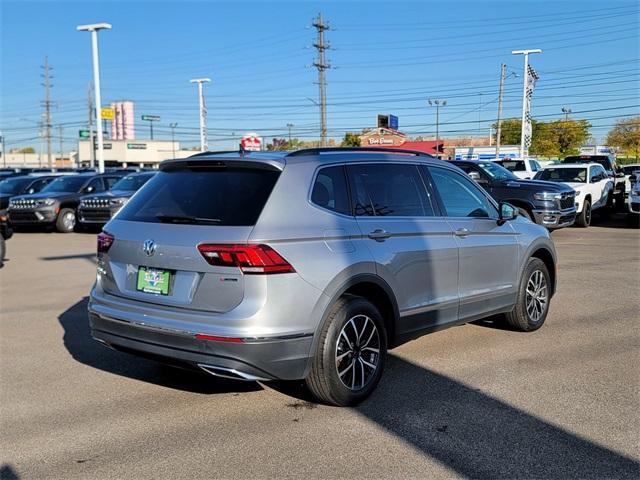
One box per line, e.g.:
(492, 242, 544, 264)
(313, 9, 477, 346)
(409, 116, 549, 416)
(530, 160, 540, 172)
(311, 166, 350, 215)
(428, 166, 497, 218)
(105, 176, 120, 189)
(346, 163, 434, 217)
(31, 179, 49, 192)
(87, 177, 105, 192)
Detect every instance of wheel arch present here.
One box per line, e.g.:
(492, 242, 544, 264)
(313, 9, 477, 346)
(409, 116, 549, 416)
(530, 247, 556, 298)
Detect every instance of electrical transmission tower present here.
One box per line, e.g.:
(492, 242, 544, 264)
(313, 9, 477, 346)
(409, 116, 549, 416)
(41, 56, 53, 167)
(312, 13, 331, 147)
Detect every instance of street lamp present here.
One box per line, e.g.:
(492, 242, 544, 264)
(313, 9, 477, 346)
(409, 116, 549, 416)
(428, 99, 446, 146)
(561, 107, 572, 121)
(286, 123, 294, 144)
(169, 123, 178, 159)
(77, 22, 111, 174)
(512, 49, 542, 160)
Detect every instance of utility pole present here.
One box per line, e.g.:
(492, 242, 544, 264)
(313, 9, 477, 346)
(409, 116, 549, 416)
(312, 13, 331, 147)
(169, 122, 178, 159)
(87, 83, 96, 168)
(512, 49, 542, 159)
(58, 124, 64, 163)
(41, 56, 53, 168)
(0, 131, 5, 167)
(190, 78, 211, 151)
(428, 99, 446, 153)
(495, 63, 506, 159)
(286, 123, 294, 143)
(77, 22, 112, 174)
(562, 107, 572, 121)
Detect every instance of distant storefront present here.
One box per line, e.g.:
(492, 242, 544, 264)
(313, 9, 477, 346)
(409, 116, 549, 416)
(360, 128, 443, 155)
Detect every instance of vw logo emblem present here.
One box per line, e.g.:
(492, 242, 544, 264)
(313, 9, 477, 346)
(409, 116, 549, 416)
(142, 239, 156, 257)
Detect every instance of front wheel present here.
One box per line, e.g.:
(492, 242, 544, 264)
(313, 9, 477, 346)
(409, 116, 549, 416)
(306, 296, 387, 406)
(575, 200, 591, 227)
(56, 208, 76, 233)
(505, 257, 551, 332)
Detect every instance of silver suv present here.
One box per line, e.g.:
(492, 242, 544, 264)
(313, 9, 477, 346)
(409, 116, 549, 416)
(89, 148, 557, 406)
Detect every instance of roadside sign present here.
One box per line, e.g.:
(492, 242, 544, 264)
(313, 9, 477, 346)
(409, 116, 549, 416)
(389, 115, 399, 130)
(101, 107, 115, 120)
(240, 133, 262, 152)
(141, 115, 161, 122)
(79, 129, 90, 139)
(127, 143, 147, 150)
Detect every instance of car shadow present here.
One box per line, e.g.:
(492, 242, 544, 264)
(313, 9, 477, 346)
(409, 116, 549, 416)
(58, 297, 262, 395)
(355, 355, 640, 479)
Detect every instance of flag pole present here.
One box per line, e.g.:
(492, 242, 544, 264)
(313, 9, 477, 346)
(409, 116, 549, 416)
(512, 49, 542, 159)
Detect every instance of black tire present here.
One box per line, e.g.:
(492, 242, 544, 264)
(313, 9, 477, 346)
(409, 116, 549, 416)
(575, 199, 591, 227)
(517, 208, 533, 222)
(305, 296, 387, 406)
(0, 236, 5, 268)
(505, 257, 551, 332)
(55, 208, 76, 233)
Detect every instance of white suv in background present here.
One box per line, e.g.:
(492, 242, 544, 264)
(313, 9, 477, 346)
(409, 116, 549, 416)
(492, 158, 542, 180)
(534, 163, 613, 227)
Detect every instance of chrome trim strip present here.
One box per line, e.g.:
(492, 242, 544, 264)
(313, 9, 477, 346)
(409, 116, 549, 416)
(198, 364, 269, 382)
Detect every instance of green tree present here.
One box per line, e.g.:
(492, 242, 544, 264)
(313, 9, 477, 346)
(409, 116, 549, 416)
(492, 118, 525, 145)
(18, 147, 35, 153)
(340, 132, 361, 147)
(606, 117, 640, 160)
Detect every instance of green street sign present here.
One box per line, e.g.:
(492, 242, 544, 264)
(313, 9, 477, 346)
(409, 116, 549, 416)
(79, 129, 90, 138)
(141, 115, 160, 122)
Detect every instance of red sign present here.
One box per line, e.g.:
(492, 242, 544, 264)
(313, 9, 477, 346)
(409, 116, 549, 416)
(241, 134, 262, 151)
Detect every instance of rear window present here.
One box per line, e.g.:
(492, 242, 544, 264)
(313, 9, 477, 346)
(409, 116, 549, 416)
(117, 168, 279, 226)
(497, 160, 525, 172)
(535, 168, 587, 183)
(311, 166, 350, 215)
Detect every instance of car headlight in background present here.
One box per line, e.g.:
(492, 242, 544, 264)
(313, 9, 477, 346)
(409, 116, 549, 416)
(534, 192, 562, 201)
(109, 198, 127, 206)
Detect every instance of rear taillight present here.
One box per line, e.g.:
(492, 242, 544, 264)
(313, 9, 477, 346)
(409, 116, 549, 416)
(97, 231, 115, 254)
(197, 244, 294, 274)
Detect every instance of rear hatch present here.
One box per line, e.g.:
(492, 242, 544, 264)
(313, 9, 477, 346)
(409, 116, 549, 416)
(99, 160, 282, 313)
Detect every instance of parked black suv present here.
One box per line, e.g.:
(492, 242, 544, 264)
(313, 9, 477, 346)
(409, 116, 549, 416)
(8, 173, 125, 232)
(0, 175, 58, 210)
(450, 160, 576, 229)
(77, 171, 155, 227)
(563, 155, 626, 209)
(0, 209, 11, 267)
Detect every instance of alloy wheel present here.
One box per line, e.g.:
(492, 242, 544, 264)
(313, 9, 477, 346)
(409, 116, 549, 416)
(62, 212, 75, 230)
(525, 270, 548, 323)
(335, 314, 380, 391)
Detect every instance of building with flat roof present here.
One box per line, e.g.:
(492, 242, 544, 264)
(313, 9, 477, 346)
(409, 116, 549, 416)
(75, 139, 197, 168)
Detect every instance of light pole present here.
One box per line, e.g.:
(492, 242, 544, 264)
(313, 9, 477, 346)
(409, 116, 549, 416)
(562, 107, 572, 121)
(428, 99, 446, 147)
(512, 49, 542, 160)
(286, 123, 294, 144)
(190, 78, 211, 152)
(169, 123, 178, 159)
(77, 22, 111, 174)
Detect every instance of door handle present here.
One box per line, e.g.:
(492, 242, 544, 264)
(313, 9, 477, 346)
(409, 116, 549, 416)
(368, 229, 391, 241)
(454, 228, 470, 237)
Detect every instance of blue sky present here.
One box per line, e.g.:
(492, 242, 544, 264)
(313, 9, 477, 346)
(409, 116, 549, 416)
(1, 0, 638, 152)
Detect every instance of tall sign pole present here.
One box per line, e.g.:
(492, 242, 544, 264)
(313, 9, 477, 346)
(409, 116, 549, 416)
(190, 78, 211, 152)
(77, 23, 112, 173)
(512, 49, 542, 160)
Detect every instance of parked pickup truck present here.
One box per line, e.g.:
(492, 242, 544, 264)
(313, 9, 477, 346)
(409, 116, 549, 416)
(491, 158, 543, 180)
(563, 155, 625, 210)
(535, 163, 613, 228)
(450, 160, 576, 229)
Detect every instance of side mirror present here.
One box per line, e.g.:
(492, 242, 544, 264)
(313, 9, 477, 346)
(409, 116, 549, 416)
(498, 202, 518, 225)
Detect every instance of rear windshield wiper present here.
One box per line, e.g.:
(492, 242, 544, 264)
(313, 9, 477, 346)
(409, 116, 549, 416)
(155, 214, 221, 225)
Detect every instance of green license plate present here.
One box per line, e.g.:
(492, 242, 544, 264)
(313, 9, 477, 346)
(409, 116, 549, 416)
(136, 267, 171, 295)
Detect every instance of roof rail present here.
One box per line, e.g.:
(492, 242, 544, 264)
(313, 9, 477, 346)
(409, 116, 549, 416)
(286, 147, 436, 158)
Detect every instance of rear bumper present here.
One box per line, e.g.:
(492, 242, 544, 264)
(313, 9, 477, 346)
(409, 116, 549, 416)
(88, 297, 314, 381)
(532, 208, 576, 229)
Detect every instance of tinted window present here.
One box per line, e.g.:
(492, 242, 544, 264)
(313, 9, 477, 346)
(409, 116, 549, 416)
(530, 160, 541, 171)
(429, 167, 496, 218)
(563, 156, 612, 171)
(105, 176, 121, 189)
(111, 174, 154, 191)
(535, 168, 587, 183)
(472, 162, 517, 181)
(0, 177, 32, 194)
(312, 166, 350, 215)
(30, 178, 52, 193)
(41, 176, 89, 193)
(118, 168, 280, 226)
(347, 164, 433, 217)
(86, 177, 105, 192)
(498, 160, 526, 172)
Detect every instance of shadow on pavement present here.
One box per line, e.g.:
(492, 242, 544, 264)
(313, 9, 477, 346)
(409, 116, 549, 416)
(356, 355, 640, 479)
(58, 297, 262, 395)
(0, 465, 20, 480)
(41, 253, 96, 264)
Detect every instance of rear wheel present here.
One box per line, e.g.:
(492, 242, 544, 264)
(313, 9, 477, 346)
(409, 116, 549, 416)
(575, 200, 591, 227)
(56, 208, 76, 233)
(306, 296, 387, 406)
(505, 257, 551, 332)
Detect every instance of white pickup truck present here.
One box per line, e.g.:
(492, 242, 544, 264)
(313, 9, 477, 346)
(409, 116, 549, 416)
(534, 163, 613, 227)
(492, 158, 543, 180)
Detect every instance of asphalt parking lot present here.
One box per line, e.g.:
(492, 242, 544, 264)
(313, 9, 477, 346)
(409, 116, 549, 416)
(1, 215, 639, 479)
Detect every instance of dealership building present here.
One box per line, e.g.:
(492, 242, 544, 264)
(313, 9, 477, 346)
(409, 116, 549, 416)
(75, 139, 197, 168)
